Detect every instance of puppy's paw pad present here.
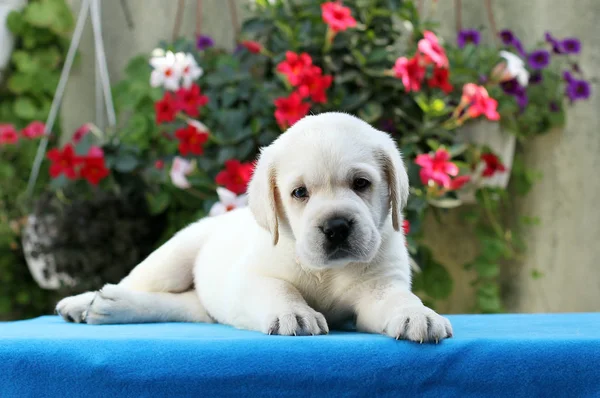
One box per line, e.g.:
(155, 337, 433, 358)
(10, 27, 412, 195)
(266, 308, 329, 336)
(385, 305, 452, 343)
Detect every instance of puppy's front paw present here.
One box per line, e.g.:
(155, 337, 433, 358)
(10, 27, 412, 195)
(265, 307, 329, 336)
(83, 284, 137, 325)
(56, 291, 96, 323)
(384, 305, 453, 343)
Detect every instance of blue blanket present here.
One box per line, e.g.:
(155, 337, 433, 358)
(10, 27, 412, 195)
(1, 313, 599, 397)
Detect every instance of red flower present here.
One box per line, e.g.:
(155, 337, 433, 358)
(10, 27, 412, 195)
(155, 92, 178, 124)
(79, 157, 110, 185)
(21, 121, 45, 139)
(393, 56, 426, 92)
(297, 66, 333, 103)
(276, 51, 313, 86)
(72, 123, 91, 143)
(449, 175, 471, 190)
(481, 153, 506, 177)
(0, 124, 18, 145)
(241, 40, 262, 54)
(175, 84, 209, 117)
(418, 31, 449, 68)
(321, 1, 357, 33)
(461, 83, 500, 121)
(175, 124, 209, 156)
(428, 67, 453, 94)
(274, 92, 311, 130)
(402, 219, 410, 235)
(155, 160, 165, 169)
(46, 144, 81, 179)
(415, 148, 459, 189)
(215, 160, 255, 195)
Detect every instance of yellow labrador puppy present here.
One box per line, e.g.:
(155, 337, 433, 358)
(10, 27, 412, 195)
(56, 112, 452, 343)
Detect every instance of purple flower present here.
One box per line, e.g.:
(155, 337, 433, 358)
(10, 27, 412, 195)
(501, 79, 521, 95)
(561, 38, 581, 54)
(549, 101, 560, 112)
(196, 35, 214, 50)
(457, 29, 481, 48)
(499, 29, 526, 56)
(500, 29, 515, 45)
(563, 70, 574, 83)
(479, 74, 488, 84)
(516, 91, 529, 110)
(529, 71, 543, 84)
(527, 49, 550, 70)
(513, 39, 526, 56)
(233, 43, 244, 55)
(566, 78, 591, 101)
(544, 32, 563, 54)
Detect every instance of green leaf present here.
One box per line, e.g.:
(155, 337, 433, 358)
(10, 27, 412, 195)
(13, 97, 38, 119)
(422, 262, 453, 300)
(49, 175, 68, 190)
(358, 102, 383, 123)
(146, 191, 171, 215)
(74, 133, 94, 155)
(114, 153, 139, 172)
(474, 260, 500, 278)
(7, 73, 32, 94)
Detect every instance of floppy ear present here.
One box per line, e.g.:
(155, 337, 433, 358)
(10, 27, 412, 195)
(247, 146, 280, 245)
(378, 137, 410, 232)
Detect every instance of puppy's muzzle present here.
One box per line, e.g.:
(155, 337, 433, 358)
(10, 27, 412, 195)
(320, 216, 353, 257)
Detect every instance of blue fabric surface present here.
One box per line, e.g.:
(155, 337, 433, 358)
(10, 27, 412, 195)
(1, 313, 599, 397)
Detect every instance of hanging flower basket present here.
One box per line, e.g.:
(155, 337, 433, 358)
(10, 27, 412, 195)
(22, 190, 166, 291)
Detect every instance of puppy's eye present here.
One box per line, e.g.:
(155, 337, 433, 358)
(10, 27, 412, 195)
(352, 177, 371, 192)
(292, 186, 309, 200)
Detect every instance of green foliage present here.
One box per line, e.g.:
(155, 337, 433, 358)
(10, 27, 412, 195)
(0, 0, 73, 320)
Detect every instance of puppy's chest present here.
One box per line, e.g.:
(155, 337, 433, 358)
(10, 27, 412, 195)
(292, 271, 357, 323)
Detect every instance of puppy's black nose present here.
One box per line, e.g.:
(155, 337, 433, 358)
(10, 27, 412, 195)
(321, 217, 351, 246)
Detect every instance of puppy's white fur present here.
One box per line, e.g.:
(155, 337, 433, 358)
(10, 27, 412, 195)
(56, 112, 452, 343)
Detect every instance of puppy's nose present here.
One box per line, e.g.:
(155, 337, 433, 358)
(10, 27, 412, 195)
(321, 217, 351, 246)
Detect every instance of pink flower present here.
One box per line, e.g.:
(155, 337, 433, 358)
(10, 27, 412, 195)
(418, 31, 449, 68)
(461, 83, 500, 121)
(0, 124, 19, 145)
(86, 146, 104, 159)
(21, 121, 45, 139)
(169, 157, 194, 189)
(393, 56, 426, 92)
(415, 148, 459, 188)
(321, 1, 357, 33)
(72, 123, 91, 143)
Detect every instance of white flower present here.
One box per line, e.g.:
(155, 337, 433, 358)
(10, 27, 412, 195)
(209, 188, 248, 217)
(498, 51, 529, 86)
(176, 52, 204, 88)
(150, 50, 182, 91)
(169, 157, 193, 189)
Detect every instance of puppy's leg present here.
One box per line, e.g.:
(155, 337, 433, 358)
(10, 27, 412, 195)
(354, 279, 453, 343)
(83, 285, 212, 324)
(235, 276, 329, 336)
(57, 219, 213, 323)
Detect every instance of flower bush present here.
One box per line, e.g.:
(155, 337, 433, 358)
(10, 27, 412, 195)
(15, 0, 591, 316)
(0, 0, 74, 319)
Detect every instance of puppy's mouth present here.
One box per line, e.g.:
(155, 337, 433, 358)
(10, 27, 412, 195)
(326, 246, 356, 261)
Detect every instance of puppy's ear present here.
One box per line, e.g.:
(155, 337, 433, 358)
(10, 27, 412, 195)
(247, 146, 280, 245)
(378, 136, 410, 232)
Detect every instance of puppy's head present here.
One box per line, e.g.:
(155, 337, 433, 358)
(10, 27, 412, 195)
(248, 112, 409, 269)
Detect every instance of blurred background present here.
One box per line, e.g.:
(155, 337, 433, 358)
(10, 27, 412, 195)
(1, 0, 598, 320)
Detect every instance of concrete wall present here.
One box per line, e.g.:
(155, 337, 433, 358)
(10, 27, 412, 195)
(60, 0, 600, 313)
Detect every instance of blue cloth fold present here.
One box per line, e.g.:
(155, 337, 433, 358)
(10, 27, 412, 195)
(1, 313, 599, 397)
